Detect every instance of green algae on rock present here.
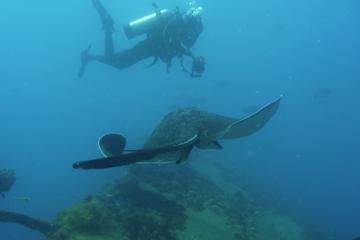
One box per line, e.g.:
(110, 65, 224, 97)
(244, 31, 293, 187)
(1, 159, 330, 240)
(48, 158, 328, 240)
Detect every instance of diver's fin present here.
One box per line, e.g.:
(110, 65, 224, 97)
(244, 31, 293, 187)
(222, 96, 282, 139)
(78, 45, 91, 78)
(98, 133, 127, 157)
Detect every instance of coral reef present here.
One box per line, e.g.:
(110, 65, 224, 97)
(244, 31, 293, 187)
(54, 200, 113, 235)
(50, 172, 188, 240)
(47, 158, 329, 240)
(129, 164, 225, 211)
(0, 161, 330, 240)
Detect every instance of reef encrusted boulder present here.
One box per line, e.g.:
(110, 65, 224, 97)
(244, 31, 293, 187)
(0, 161, 329, 240)
(47, 159, 326, 240)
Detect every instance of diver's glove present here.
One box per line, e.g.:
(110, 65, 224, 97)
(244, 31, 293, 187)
(191, 55, 206, 77)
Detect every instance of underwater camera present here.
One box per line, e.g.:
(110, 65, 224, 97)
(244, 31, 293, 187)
(192, 56, 206, 76)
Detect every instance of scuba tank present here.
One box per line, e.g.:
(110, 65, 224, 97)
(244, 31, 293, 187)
(123, 9, 174, 39)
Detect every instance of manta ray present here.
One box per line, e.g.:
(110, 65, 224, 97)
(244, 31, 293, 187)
(73, 97, 282, 170)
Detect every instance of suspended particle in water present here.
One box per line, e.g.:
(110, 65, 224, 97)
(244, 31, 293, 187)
(246, 150, 254, 158)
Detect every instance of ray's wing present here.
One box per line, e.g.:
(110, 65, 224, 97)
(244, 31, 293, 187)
(222, 97, 282, 139)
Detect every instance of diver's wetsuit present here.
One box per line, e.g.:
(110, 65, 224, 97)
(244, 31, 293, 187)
(79, 0, 203, 77)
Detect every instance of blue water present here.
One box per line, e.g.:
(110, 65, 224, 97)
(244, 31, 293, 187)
(1, 0, 359, 239)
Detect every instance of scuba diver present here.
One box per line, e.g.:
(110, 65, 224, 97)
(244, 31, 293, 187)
(78, 0, 206, 78)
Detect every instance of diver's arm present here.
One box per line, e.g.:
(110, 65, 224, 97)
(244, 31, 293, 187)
(179, 46, 206, 77)
(179, 44, 195, 59)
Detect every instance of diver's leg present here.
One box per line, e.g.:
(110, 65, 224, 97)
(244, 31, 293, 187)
(110, 40, 157, 69)
(82, 40, 157, 71)
(78, 40, 157, 76)
(92, 0, 114, 32)
(91, 0, 115, 57)
(86, 55, 111, 66)
(104, 30, 114, 58)
(78, 51, 115, 77)
(78, 0, 115, 77)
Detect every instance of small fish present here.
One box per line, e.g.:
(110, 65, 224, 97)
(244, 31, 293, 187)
(14, 196, 31, 202)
